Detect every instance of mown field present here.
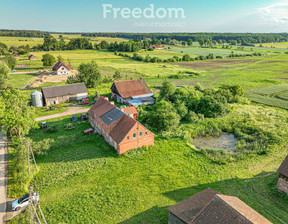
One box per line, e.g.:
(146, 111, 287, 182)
(246, 85, 288, 109)
(256, 42, 288, 49)
(9, 104, 288, 223)
(0, 36, 43, 47)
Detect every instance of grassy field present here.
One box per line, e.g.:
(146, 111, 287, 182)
(256, 42, 288, 49)
(246, 85, 288, 109)
(170, 46, 257, 57)
(9, 106, 288, 223)
(0, 36, 43, 47)
(7, 73, 38, 89)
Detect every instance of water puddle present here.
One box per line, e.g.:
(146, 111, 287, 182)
(193, 134, 238, 151)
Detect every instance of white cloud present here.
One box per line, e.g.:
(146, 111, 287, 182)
(258, 2, 288, 24)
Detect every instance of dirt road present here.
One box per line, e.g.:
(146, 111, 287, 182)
(0, 128, 8, 224)
(36, 106, 89, 121)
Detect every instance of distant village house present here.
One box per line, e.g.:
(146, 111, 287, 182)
(277, 155, 288, 194)
(88, 97, 154, 155)
(121, 106, 138, 120)
(149, 45, 165, 50)
(52, 61, 72, 75)
(168, 188, 272, 224)
(41, 83, 88, 106)
(28, 54, 38, 60)
(111, 79, 155, 107)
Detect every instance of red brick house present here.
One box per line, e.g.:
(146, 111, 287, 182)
(111, 79, 155, 106)
(168, 188, 271, 224)
(88, 97, 154, 154)
(121, 106, 138, 119)
(277, 155, 288, 194)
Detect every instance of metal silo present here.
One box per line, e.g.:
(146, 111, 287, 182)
(31, 91, 43, 107)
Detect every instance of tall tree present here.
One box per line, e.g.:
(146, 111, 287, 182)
(3, 54, 16, 69)
(0, 88, 37, 137)
(0, 61, 10, 90)
(78, 61, 101, 87)
(41, 54, 56, 67)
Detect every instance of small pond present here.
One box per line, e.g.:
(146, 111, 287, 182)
(193, 134, 238, 152)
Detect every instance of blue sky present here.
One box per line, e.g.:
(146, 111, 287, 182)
(1, 0, 288, 32)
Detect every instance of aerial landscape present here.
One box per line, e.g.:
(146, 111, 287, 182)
(0, 0, 288, 223)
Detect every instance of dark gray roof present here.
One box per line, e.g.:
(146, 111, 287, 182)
(42, 83, 88, 99)
(100, 108, 125, 125)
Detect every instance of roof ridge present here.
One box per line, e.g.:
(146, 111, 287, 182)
(214, 195, 253, 224)
(42, 82, 85, 89)
(189, 194, 218, 223)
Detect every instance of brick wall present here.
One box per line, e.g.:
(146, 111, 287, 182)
(117, 122, 154, 154)
(277, 177, 288, 194)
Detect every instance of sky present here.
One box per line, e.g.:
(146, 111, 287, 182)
(1, 0, 288, 33)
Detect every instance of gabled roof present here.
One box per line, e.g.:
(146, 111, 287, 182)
(111, 79, 152, 98)
(52, 61, 72, 71)
(168, 188, 272, 224)
(168, 188, 219, 223)
(100, 108, 125, 125)
(278, 155, 288, 177)
(87, 96, 115, 117)
(42, 83, 88, 99)
(122, 106, 138, 115)
(109, 115, 136, 144)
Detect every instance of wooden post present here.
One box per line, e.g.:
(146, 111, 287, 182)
(27, 142, 30, 174)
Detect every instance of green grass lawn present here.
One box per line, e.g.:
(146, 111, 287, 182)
(8, 103, 288, 223)
(7, 72, 38, 89)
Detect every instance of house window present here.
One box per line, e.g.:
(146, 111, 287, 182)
(133, 133, 136, 138)
(110, 137, 112, 142)
(106, 133, 108, 138)
(139, 131, 143, 137)
(127, 136, 129, 140)
(145, 131, 148, 135)
(106, 124, 108, 129)
(62, 67, 65, 70)
(114, 141, 117, 149)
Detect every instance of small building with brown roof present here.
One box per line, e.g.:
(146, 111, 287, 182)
(168, 188, 272, 224)
(28, 54, 38, 60)
(121, 106, 138, 119)
(52, 61, 72, 75)
(277, 155, 288, 194)
(88, 97, 154, 154)
(149, 45, 165, 50)
(111, 79, 154, 107)
(41, 83, 88, 106)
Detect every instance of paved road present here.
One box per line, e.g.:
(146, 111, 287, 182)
(36, 107, 89, 121)
(0, 128, 8, 224)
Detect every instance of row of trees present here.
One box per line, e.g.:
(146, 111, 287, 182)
(82, 32, 288, 45)
(140, 82, 244, 132)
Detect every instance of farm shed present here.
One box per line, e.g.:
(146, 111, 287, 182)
(121, 106, 138, 119)
(88, 97, 154, 155)
(28, 54, 38, 60)
(52, 61, 72, 75)
(168, 188, 272, 224)
(149, 45, 165, 50)
(111, 79, 154, 106)
(277, 155, 288, 194)
(41, 83, 88, 106)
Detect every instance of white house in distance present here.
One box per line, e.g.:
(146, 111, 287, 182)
(52, 61, 72, 75)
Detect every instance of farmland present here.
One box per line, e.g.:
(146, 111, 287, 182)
(9, 104, 288, 223)
(2, 34, 288, 223)
(246, 85, 288, 109)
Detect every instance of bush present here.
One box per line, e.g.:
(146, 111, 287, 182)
(47, 124, 59, 133)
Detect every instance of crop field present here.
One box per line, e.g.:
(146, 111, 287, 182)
(172, 54, 288, 89)
(170, 46, 255, 57)
(125, 49, 196, 59)
(7, 72, 38, 89)
(246, 85, 288, 109)
(256, 42, 288, 49)
(9, 106, 288, 223)
(0, 36, 43, 47)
